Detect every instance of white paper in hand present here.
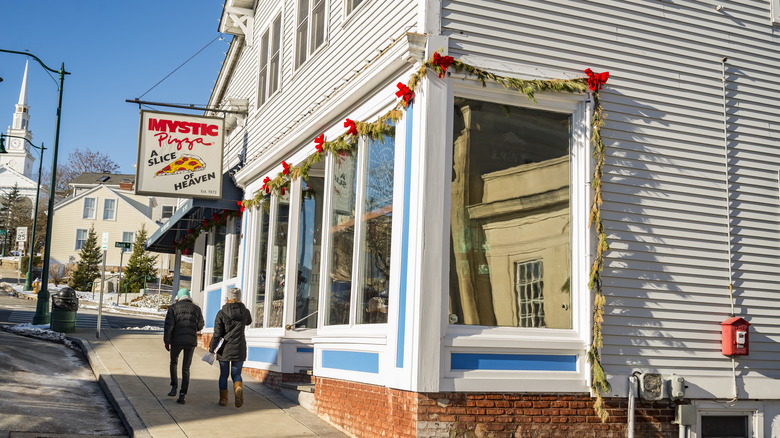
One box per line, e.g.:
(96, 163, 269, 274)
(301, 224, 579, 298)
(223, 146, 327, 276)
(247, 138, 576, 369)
(202, 351, 215, 365)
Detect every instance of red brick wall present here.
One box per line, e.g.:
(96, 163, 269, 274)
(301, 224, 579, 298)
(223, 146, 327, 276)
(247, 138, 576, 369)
(315, 377, 418, 438)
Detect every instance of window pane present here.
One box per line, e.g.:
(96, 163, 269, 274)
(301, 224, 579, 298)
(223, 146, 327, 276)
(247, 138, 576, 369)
(701, 415, 748, 438)
(75, 229, 88, 250)
(448, 98, 571, 328)
(83, 198, 95, 219)
(103, 199, 116, 220)
(347, 0, 364, 15)
(122, 232, 134, 243)
(253, 197, 271, 328)
(269, 16, 281, 95)
(230, 218, 242, 278)
(162, 205, 174, 219)
(210, 224, 226, 285)
(357, 134, 394, 324)
(257, 31, 269, 107)
(294, 177, 324, 328)
(295, 17, 309, 68)
(310, 0, 325, 53)
(327, 153, 357, 325)
(268, 194, 290, 327)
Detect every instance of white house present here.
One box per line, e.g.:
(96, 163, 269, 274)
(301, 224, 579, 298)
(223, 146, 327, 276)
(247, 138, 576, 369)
(147, 1, 780, 437)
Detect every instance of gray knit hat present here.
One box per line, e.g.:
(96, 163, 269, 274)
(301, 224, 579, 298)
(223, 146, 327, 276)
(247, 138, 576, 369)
(227, 288, 241, 302)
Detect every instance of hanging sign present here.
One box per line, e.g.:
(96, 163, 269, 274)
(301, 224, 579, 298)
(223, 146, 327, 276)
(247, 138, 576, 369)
(135, 110, 225, 199)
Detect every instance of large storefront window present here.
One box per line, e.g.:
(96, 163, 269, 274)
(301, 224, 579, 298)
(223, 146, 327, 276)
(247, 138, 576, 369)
(449, 98, 572, 329)
(294, 177, 324, 328)
(253, 196, 271, 328)
(269, 193, 290, 327)
(209, 224, 227, 285)
(230, 217, 242, 279)
(327, 154, 357, 325)
(356, 135, 394, 324)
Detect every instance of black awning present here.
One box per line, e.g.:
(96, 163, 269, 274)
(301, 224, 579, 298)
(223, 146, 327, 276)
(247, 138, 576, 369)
(146, 172, 243, 254)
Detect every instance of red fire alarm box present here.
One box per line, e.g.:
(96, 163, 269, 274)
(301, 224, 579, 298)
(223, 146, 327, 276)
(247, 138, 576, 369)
(721, 317, 750, 356)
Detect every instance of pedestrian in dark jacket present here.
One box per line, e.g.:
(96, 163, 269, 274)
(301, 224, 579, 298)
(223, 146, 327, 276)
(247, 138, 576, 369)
(209, 287, 252, 407)
(163, 288, 205, 404)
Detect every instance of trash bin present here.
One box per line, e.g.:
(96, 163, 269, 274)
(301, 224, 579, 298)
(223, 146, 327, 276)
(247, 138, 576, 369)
(51, 286, 79, 333)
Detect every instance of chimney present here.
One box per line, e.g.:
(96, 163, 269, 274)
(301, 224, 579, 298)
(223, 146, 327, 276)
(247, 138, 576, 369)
(119, 182, 133, 191)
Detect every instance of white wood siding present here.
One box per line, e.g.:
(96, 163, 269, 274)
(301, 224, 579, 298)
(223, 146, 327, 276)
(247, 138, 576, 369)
(442, 0, 780, 396)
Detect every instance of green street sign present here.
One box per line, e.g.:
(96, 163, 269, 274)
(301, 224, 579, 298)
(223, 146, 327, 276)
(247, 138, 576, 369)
(115, 242, 132, 249)
(0, 230, 6, 236)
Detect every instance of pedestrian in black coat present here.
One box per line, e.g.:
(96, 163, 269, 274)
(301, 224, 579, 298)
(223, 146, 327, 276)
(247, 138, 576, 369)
(209, 287, 252, 407)
(163, 288, 204, 404)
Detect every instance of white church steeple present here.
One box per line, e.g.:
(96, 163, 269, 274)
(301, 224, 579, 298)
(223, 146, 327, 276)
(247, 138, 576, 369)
(4, 60, 36, 178)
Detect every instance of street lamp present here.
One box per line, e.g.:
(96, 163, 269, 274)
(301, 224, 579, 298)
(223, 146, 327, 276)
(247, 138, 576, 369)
(0, 133, 46, 291)
(0, 49, 70, 325)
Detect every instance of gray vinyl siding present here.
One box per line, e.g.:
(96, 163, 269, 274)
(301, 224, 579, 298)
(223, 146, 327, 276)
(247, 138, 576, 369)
(220, 0, 417, 169)
(442, 0, 780, 386)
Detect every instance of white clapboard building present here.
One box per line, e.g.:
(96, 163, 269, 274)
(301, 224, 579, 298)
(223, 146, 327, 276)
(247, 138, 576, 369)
(147, 1, 780, 437)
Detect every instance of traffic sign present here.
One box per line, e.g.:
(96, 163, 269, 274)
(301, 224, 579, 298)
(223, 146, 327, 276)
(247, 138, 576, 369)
(115, 241, 132, 250)
(101, 232, 109, 250)
(16, 227, 27, 242)
(0, 229, 6, 236)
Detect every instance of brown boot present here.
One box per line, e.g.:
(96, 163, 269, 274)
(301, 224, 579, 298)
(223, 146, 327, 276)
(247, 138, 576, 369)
(234, 381, 243, 408)
(218, 390, 228, 406)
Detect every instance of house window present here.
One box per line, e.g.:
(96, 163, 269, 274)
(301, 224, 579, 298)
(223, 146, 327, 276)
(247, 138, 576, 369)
(209, 224, 227, 285)
(253, 196, 271, 328)
(257, 14, 282, 107)
(83, 198, 96, 219)
(293, 177, 324, 329)
(122, 231, 135, 243)
(162, 205, 175, 219)
(701, 415, 749, 438)
(346, 0, 364, 15)
(294, 0, 326, 69)
(103, 199, 116, 220)
(230, 217, 242, 279)
(268, 193, 290, 328)
(325, 131, 396, 326)
(75, 229, 88, 250)
(448, 98, 572, 329)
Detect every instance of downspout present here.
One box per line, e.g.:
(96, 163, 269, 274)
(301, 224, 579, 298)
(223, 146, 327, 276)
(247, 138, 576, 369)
(627, 375, 637, 438)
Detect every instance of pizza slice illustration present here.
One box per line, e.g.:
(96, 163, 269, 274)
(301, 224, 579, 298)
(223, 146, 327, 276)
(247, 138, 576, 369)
(154, 155, 206, 177)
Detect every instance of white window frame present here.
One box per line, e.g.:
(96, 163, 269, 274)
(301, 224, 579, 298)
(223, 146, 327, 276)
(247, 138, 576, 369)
(256, 11, 283, 108)
(344, 0, 366, 17)
(161, 205, 176, 220)
(122, 231, 135, 243)
(102, 198, 116, 221)
(75, 228, 88, 250)
(293, 0, 327, 70)
(82, 197, 96, 219)
(438, 79, 592, 392)
(693, 400, 763, 438)
(772, 0, 780, 25)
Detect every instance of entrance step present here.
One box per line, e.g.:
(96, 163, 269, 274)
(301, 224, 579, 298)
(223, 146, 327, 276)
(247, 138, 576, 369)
(280, 382, 316, 412)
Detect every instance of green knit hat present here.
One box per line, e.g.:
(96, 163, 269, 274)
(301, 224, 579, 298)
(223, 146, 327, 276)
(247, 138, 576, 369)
(176, 288, 191, 300)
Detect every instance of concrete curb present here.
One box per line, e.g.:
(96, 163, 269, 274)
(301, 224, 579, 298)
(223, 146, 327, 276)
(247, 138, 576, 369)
(69, 336, 152, 438)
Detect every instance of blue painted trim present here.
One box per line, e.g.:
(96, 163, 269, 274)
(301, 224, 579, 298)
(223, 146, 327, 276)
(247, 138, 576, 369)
(205, 289, 221, 328)
(248, 346, 278, 364)
(322, 350, 379, 374)
(296, 347, 314, 353)
(396, 104, 413, 368)
(451, 353, 577, 371)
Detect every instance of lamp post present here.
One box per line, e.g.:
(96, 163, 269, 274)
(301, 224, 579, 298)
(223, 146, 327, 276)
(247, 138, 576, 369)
(0, 49, 70, 325)
(0, 134, 46, 291)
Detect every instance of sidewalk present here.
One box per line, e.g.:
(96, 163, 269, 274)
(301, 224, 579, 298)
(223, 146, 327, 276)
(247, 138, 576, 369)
(70, 327, 347, 438)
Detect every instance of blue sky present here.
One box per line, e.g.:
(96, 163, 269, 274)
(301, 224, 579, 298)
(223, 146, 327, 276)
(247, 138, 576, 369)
(0, 1, 231, 174)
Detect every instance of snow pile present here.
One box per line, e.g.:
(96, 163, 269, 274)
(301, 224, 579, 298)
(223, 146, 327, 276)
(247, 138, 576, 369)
(124, 325, 163, 331)
(128, 293, 171, 311)
(4, 323, 74, 348)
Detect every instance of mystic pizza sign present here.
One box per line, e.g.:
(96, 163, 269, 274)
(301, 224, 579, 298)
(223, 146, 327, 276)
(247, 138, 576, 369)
(135, 110, 224, 199)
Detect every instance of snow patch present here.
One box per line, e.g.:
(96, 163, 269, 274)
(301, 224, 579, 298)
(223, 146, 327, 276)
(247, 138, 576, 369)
(4, 323, 75, 348)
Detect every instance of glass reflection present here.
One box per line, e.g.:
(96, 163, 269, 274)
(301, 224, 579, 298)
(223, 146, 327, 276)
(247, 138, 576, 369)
(210, 224, 226, 285)
(327, 153, 357, 325)
(268, 194, 290, 328)
(294, 177, 324, 328)
(253, 197, 271, 328)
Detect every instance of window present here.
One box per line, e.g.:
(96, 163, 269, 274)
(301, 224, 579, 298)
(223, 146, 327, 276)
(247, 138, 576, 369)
(230, 217, 242, 279)
(294, 177, 324, 328)
(701, 415, 748, 438)
(122, 231, 135, 243)
(346, 0, 364, 15)
(268, 193, 290, 327)
(294, 0, 326, 69)
(162, 205, 176, 219)
(75, 229, 88, 250)
(325, 130, 396, 326)
(448, 98, 572, 329)
(209, 224, 227, 285)
(253, 196, 271, 328)
(772, 0, 780, 25)
(257, 14, 282, 107)
(103, 199, 116, 220)
(83, 198, 96, 219)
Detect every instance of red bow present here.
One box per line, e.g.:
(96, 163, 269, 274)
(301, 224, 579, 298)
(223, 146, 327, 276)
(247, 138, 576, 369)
(183, 248, 189, 256)
(262, 176, 271, 194)
(395, 82, 415, 107)
(584, 68, 609, 91)
(237, 200, 245, 213)
(344, 118, 358, 136)
(281, 187, 286, 196)
(282, 160, 290, 176)
(203, 219, 209, 227)
(187, 229, 193, 235)
(314, 134, 325, 153)
(432, 52, 454, 78)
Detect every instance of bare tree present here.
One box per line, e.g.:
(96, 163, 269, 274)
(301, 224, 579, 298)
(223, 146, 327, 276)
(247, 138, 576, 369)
(40, 147, 121, 200)
(49, 263, 67, 287)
